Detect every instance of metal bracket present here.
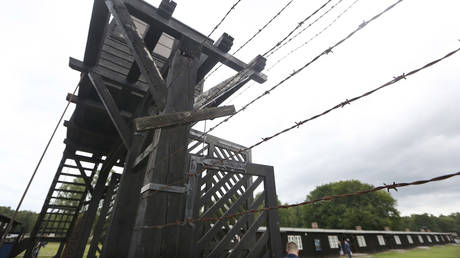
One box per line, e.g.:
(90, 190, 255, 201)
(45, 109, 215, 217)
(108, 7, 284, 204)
(141, 183, 187, 194)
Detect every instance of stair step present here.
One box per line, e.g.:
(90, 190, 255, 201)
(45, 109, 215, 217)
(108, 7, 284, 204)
(57, 180, 86, 186)
(60, 172, 84, 178)
(50, 196, 81, 202)
(47, 204, 78, 210)
(63, 164, 93, 171)
(53, 189, 85, 194)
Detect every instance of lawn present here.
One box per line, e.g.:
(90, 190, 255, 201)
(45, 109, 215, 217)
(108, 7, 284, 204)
(17, 242, 90, 257)
(372, 245, 460, 258)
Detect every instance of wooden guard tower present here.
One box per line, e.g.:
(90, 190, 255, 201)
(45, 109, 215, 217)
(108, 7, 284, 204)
(20, 0, 282, 257)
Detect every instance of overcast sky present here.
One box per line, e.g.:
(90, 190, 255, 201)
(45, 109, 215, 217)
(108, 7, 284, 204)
(1, 0, 460, 218)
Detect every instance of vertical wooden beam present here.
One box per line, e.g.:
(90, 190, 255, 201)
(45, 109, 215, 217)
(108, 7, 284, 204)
(105, 0, 168, 108)
(87, 174, 120, 258)
(70, 143, 124, 258)
(101, 133, 148, 258)
(83, 0, 110, 67)
(128, 38, 201, 257)
(88, 72, 132, 148)
(264, 167, 282, 258)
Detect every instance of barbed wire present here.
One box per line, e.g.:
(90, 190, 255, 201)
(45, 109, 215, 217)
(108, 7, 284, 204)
(207, 0, 404, 135)
(164, 0, 247, 89)
(242, 46, 460, 151)
(262, 0, 335, 57)
(143, 45, 460, 202)
(199, 0, 358, 121)
(140, 0, 405, 196)
(266, 0, 346, 58)
(204, 0, 296, 81)
(223, 0, 362, 105)
(207, 0, 245, 38)
(139, 170, 460, 230)
(266, 0, 362, 73)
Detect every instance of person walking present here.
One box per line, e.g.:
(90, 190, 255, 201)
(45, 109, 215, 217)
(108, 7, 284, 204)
(285, 241, 300, 258)
(338, 240, 344, 256)
(344, 239, 352, 258)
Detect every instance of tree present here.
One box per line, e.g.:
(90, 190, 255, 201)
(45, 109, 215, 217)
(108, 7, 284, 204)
(294, 180, 400, 230)
(0, 206, 38, 233)
(399, 212, 460, 235)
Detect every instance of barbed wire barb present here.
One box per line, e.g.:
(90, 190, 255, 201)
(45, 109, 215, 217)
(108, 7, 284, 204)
(208, 0, 405, 135)
(204, 0, 296, 80)
(139, 171, 460, 230)
(143, 44, 460, 211)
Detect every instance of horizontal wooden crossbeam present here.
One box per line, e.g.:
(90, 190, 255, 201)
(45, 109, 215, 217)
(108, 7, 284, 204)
(134, 105, 235, 131)
(66, 93, 133, 118)
(140, 183, 187, 194)
(69, 57, 148, 95)
(194, 55, 266, 108)
(125, 0, 267, 83)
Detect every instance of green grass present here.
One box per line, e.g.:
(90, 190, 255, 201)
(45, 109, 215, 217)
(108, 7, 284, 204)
(372, 245, 460, 258)
(17, 242, 90, 257)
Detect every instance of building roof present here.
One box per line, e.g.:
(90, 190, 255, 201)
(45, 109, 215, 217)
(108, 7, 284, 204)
(258, 227, 453, 235)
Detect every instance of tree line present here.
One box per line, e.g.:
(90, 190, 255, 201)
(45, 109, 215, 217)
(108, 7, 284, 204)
(1, 179, 459, 236)
(277, 180, 460, 235)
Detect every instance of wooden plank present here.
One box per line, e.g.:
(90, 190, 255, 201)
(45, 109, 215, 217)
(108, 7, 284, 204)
(70, 143, 124, 258)
(125, 0, 268, 83)
(105, 0, 168, 108)
(134, 105, 235, 131)
(101, 135, 149, 258)
(228, 212, 267, 257)
(88, 72, 132, 148)
(200, 157, 247, 174)
(126, 0, 176, 83)
(263, 168, 282, 258)
(102, 43, 134, 63)
(98, 70, 152, 258)
(207, 192, 265, 257)
(128, 38, 201, 257)
(198, 177, 263, 245)
(194, 55, 266, 109)
(132, 142, 154, 168)
(87, 175, 119, 258)
(69, 57, 148, 95)
(66, 93, 133, 119)
(54, 189, 85, 194)
(197, 33, 233, 82)
(26, 157, 68, 256)
(74, 159, 95, 195)
(99, 54, 132, 71)
(83, 0, 111, 67)
(247, 230, 269, 257)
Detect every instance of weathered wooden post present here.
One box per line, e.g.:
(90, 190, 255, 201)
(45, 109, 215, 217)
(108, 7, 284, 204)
(128, 37, 201, 257)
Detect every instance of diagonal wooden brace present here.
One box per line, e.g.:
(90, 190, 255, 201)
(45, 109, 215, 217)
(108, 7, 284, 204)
(74, 159, 94, 195)
(126, 0, 177, 83)
(88, 72, 132, 148)
(194, 55, 266, 108)
(134, 105, 235, 132)
(105, 0, 168, 109)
